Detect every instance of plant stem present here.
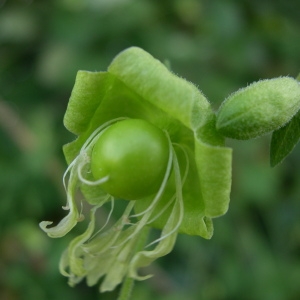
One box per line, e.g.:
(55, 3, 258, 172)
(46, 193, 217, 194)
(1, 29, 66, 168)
(117, 276, 135, 300)
(117, 226, 150, 300)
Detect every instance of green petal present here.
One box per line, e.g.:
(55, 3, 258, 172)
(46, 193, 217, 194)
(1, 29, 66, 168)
(129, 188, 181, 280)
(39, 159, 80, 238)
(59, 249, 70, 277)
(85, 254, 115, 287)
(68, 205, 99, 277)
(129, 230, 177, 281)
(84, 229, 136, 288)
(100, 237, 137, 292)
(129, 147, 183, 281)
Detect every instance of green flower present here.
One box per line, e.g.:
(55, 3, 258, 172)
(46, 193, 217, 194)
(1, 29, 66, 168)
(40, 47, 232, 292)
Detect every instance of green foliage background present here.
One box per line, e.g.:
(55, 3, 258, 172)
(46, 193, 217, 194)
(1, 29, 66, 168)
(0, 0, 299, 299)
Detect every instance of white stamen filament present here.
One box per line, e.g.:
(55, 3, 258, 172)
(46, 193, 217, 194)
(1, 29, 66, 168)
(89, 197, 115, 240)
(89, 201, 136, 256)
(77, 160, 110, 186)
(146, 143, 189, 226)
(146, 147, 184, 247)
(109, 132, 173, 249)
(80, 117, 128, 155)
(130, 131, 173, 219)
(62, 117, 128, 200)
(146, 195, 176, 225)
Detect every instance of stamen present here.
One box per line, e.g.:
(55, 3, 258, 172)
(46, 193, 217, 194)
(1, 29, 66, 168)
(83, 201, 135, 256)
(62, 157, 79, 208)
(130, 131, 173, 219)
(172, 143, 190, 185)
(89, 197, 115, 240)
(146, 195, 176, 225)
(80, 117, 128, 154)
(69, 118, 132, 191)
(111, 132, 173, 249)
(77, 159, 110, 186)
(77, 215, 85, 222)
(43, 118, 131, 239)
(62, 117, 128, 206)
(146, 147, 184, 248)
(146, 143, 189, 226)
(77, 200, 85, 222)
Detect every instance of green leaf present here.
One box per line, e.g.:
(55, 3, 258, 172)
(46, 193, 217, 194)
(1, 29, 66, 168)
(270, 73, 300, 167)
(270, 107, 300, 167)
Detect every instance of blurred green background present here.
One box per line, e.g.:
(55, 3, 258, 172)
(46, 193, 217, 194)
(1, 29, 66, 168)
(1, 0, 300, 299)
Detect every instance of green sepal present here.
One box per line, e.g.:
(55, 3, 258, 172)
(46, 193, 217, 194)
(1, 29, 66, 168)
(64, 71, 110, 136)
(195, 139, 232, 217)
(62, 47, 232, 238)
(108, 47, 212, 130)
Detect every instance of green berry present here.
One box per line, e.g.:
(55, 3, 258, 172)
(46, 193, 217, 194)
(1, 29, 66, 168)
(91, 119, 169, 200)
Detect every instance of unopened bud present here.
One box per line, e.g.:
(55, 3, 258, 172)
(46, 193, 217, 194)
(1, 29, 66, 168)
(216, 77, 300, 140)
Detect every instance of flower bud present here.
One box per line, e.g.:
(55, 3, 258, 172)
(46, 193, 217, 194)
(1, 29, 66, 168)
(216, 77, 300, 140)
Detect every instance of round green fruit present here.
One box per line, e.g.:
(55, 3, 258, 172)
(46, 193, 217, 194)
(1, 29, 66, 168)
(91, 119, 169, 200)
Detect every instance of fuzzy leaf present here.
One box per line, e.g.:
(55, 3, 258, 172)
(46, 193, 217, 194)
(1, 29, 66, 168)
(270, 106, 300, 166)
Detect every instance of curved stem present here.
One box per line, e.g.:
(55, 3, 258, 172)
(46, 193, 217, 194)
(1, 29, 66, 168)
(117, 226, 150, 300)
